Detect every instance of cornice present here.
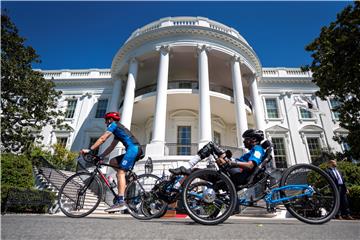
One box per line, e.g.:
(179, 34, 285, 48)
(111, 26, 262, 78)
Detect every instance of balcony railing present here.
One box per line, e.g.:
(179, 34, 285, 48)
(165, 143, 198, 156)
(126, 17, 247, 45)
(164, 143, 243, 157)
(134, 80, 252, 110)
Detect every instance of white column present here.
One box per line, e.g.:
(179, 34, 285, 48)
(152, 46, 170, 143)
(198, 45, 212, 148)
(250, 75, 265, 131)
(108, 78, 122, 112)
(121, 58, 138, 130)
(231, 56, 248, 149)
(146, 46, 170, 157)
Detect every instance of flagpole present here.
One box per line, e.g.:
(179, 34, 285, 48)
(282, 92, 298, 165)
(314, 97, 330, 150)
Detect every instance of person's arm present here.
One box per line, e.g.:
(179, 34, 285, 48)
(90, 131, 113, 150)
(99, 139, 119, 158)
(231, 161, 255, 170)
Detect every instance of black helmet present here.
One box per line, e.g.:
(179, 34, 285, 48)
(242, 129, 264, 142)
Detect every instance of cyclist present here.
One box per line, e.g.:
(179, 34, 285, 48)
(80, 112, 143, 212)
(169, 129, 267, 186)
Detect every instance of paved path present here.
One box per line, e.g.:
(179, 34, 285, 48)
(1, 214, 359, 240)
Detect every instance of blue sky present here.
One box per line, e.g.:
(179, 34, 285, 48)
(3, 1, 352, 70)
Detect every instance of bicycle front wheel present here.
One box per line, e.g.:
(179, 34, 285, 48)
(280, 164, 339, 224)
(58, 172, 103, 218)
(182, 169, 237, 225)
(125, 173, 167, 220)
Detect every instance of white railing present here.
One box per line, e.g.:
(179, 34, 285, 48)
(262, 68, 312, 78)
(126, 16, 247, 44)
(43, 72, 61, 78)
(40, 69, 112, 79)
(71, 72, 89, 77)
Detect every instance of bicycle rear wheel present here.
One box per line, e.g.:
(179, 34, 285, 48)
(280, 164, 339, 224)
(58, 172, 103, 218)
(182, 169, 237, 225)
(125, 173, 168, 220)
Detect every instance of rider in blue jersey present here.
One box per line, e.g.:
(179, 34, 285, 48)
(169, 129, 266, 214)
(81, 112, 142, 212)
(170, 129, 266, 185)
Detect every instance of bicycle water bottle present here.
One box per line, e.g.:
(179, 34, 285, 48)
(173, 176, 183, 190)
(107, 175, 117, 189)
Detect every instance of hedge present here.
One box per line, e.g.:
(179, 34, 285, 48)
(1, 153, 55, 213)
(1, 154, 34, 187)
(1, 185, 56, 213)
(348, 185, 360, 216)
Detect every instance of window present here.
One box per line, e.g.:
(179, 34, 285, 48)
(306, 137, 321, 162)
(177, 126, 191, 155)
(300, 108, 312, 119)
(271, 137, 287, 168)
(56, 137, 68, 148)
(95, 99, 108, 118)
(213, 131, 221, 145)
(89, 137, 99, 155)
(65, 99, 77, 118)
(330, 99, 340, 120)
(265, 98, 279, 118)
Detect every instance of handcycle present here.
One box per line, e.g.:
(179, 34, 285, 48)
(181, 145, 340, 225)
(58, 153, 167, 219)
(127, 153, 237, 221)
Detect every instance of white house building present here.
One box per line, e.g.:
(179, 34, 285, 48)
(39, 17, 347, 176)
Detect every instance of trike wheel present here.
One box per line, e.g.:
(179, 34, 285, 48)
(125, 173, 168, 220)
(280, 164, 339, 224)
(182, 169, 237, 225)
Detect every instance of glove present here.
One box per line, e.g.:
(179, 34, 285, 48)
(80, 149, 96, 155)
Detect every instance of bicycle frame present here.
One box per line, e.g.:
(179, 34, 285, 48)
(264, 184, 315, 205)
(79, 157, 140, 201)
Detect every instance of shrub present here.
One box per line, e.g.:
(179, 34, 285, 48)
(1, 186, 56, 213)
(30, 144, 77, 171)
(336, 161, 360, 186)
(348, 185, 360, 216)
(1, 154, 34, 188)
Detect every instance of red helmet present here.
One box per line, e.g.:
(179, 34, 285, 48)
(104, 112, 120, 121)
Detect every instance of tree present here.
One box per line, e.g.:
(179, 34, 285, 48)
(1, 12, 66, 153)
(303, 2, 360, 159)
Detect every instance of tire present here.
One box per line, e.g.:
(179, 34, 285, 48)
(280, 164, 340, 224)
(58, 172, 103, 218)
(182, 169, 237, 225)
(125, 173, 168, 220)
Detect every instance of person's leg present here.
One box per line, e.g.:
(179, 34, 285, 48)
(339, 185, 353, 219)
(170, 142, 225, 174)
(339, 185, 347, 217)
(117, 169, 126, 197)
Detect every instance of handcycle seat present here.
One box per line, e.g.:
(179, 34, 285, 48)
(235, 140, 273, 190)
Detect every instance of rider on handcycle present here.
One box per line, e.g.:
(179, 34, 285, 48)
(170, 129, 267, 214)
(170, 129, 267, 190)
(80, 112, 143, 212)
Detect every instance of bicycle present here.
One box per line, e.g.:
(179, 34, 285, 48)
(181, 145, 340, 225)
(58, 154, 167, 219)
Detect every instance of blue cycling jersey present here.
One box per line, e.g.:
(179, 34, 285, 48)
(236, 145, 265, 167)
(106, 122, 140, 149)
